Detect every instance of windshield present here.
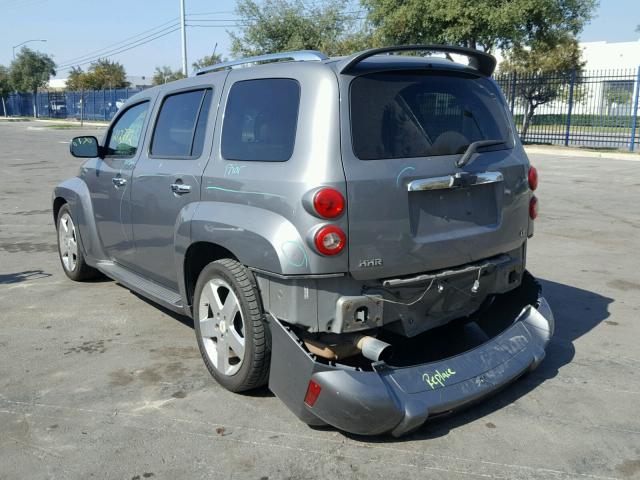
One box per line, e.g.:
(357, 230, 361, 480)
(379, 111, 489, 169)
(350, 71, 513, 160)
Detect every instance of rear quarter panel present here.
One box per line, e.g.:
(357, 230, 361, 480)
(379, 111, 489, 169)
(195, 62, 348, 275)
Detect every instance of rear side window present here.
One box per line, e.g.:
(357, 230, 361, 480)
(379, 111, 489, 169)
(350, 72, 512, 160)
(151, 89, 212, 158)
(221, 79, 300, 162)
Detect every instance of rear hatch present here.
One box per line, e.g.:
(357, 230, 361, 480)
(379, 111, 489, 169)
(341, 69, 530, 280)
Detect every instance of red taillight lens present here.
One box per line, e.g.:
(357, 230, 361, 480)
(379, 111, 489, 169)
(314, 225, 346, 256)
(313, 188, 345, 219)
(304, 380, 322, 407)
(528, 166, 538, 191)
(529, 195, 538, 220)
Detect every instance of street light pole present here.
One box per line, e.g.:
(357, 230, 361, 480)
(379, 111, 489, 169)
(180, 0, 188, 76)
(12, 39, 47, 60)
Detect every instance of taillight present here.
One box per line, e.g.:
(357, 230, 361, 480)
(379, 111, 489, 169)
(313, 188, 345, 219)
(314, 225, 346, 256)
(304, 380, 322, 407)
(528, 166, 538, 191)
(529, 195, 538, 220)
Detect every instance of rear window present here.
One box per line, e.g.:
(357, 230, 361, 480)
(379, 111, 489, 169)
(221, 79, 300, 162)
(151, 89, 212, 158)
(350, 72, 512, 160)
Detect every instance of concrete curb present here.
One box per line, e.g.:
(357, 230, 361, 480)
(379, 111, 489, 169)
(525, 145, 640, 161)
(35, 118, 108, 127)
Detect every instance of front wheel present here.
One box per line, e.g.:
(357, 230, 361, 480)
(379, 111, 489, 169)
(194, 259, 270, 392)
(56, 204, 99, 281)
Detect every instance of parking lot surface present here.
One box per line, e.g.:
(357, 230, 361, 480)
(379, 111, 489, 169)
(1, 121, 639, 480)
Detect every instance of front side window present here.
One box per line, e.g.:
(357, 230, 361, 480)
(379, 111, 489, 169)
(350, 72, 513, 160)
(221, 79, 300, 162)
(106, 102, 149, 156)
(151, 89, 212, 158)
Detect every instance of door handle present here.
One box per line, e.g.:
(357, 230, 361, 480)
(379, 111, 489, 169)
(112, 176, 127, 188)
(170, 183, 192, 195)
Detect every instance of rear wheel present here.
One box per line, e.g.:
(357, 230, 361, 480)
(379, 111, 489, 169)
(56, 204, 98, 281)
(194, 259, 270, 392)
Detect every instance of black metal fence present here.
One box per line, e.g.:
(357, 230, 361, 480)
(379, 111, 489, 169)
(2, 66, 640, 151)
(495, 67, 640, 151)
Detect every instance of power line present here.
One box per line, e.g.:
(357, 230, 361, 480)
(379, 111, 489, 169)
(58, 18, 179, 66)
(186, 10, 236, 16)
(1, 0, 47, 11)
(57, 24, 180, 69)
(186, 24, 251, 28)
(184, 11, 366, 22)
(57, 27, 181, 72)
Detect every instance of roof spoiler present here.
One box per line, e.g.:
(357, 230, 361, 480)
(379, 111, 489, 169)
(338, 45, 497, 77)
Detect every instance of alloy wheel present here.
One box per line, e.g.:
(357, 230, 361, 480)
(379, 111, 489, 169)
(198, 278, 246, 376)
(58, 212, 78, 272)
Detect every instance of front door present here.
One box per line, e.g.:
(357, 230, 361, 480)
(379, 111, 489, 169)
(130, 82, 220, 290)
(86, 100, 152, 263)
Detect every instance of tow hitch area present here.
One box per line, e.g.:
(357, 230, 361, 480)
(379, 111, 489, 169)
(268, 271, 554, 437)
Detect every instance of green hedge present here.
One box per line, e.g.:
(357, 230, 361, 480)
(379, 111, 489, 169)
(512, 114, 636, 128)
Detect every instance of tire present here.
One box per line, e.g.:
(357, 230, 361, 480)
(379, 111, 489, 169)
(194, 259, 270, 392)
(56, 204, 99, 281)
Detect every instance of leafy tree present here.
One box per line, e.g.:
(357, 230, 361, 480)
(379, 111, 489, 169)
(152, 66, 186, 85)
(84, 59, 129, 89)
(605, 87, 632, 106)
(9, 47, 56, 117)
(500, 36, 585, 139)
(361, 0, 596, 53)
(192, 53, 223, 72)
(66, 66, 91, 91)
(65, 60, 128, 91)
(0, 65, 12, 117)
(230, 0, 371, 57)
(604, 85, 633, 115)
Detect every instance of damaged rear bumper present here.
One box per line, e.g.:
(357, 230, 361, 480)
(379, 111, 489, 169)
(268, 274, 554, 437)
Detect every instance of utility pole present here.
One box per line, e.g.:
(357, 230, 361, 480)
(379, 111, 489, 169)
(180, 0, 188, 76)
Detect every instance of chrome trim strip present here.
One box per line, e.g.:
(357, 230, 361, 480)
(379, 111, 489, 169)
(407, 171, 503, 192)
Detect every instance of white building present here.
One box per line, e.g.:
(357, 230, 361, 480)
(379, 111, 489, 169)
(580, 39, 640, 70)
(494, 39, 640, 118)
(576, 40, 640, 116)
(47, 75, 153, 91)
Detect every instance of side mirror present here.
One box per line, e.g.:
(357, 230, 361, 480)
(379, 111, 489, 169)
(70, 136, 102, 158)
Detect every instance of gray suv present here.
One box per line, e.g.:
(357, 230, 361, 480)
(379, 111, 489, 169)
(54, 45, 554, 437)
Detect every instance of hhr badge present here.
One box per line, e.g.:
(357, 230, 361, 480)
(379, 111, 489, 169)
(359, 258, 383, 268)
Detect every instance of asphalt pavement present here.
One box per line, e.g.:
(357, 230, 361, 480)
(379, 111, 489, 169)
(1, 120, 639, 479)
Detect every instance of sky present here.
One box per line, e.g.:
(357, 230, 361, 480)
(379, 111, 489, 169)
(0, 0, 638, 79)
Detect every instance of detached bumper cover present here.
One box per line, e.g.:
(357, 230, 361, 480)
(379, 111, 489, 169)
(268, 283, 554, 437)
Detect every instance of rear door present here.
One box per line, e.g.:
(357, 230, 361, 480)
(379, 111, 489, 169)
(129, 78, 222, 290)
(341, 70, 529, 280)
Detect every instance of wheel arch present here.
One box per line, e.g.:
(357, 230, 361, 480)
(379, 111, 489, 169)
(52, 196, 67, 224)
(183, 241, 239, 308)
(52, 177, 106, 264)
(175, 201, 317, 315)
